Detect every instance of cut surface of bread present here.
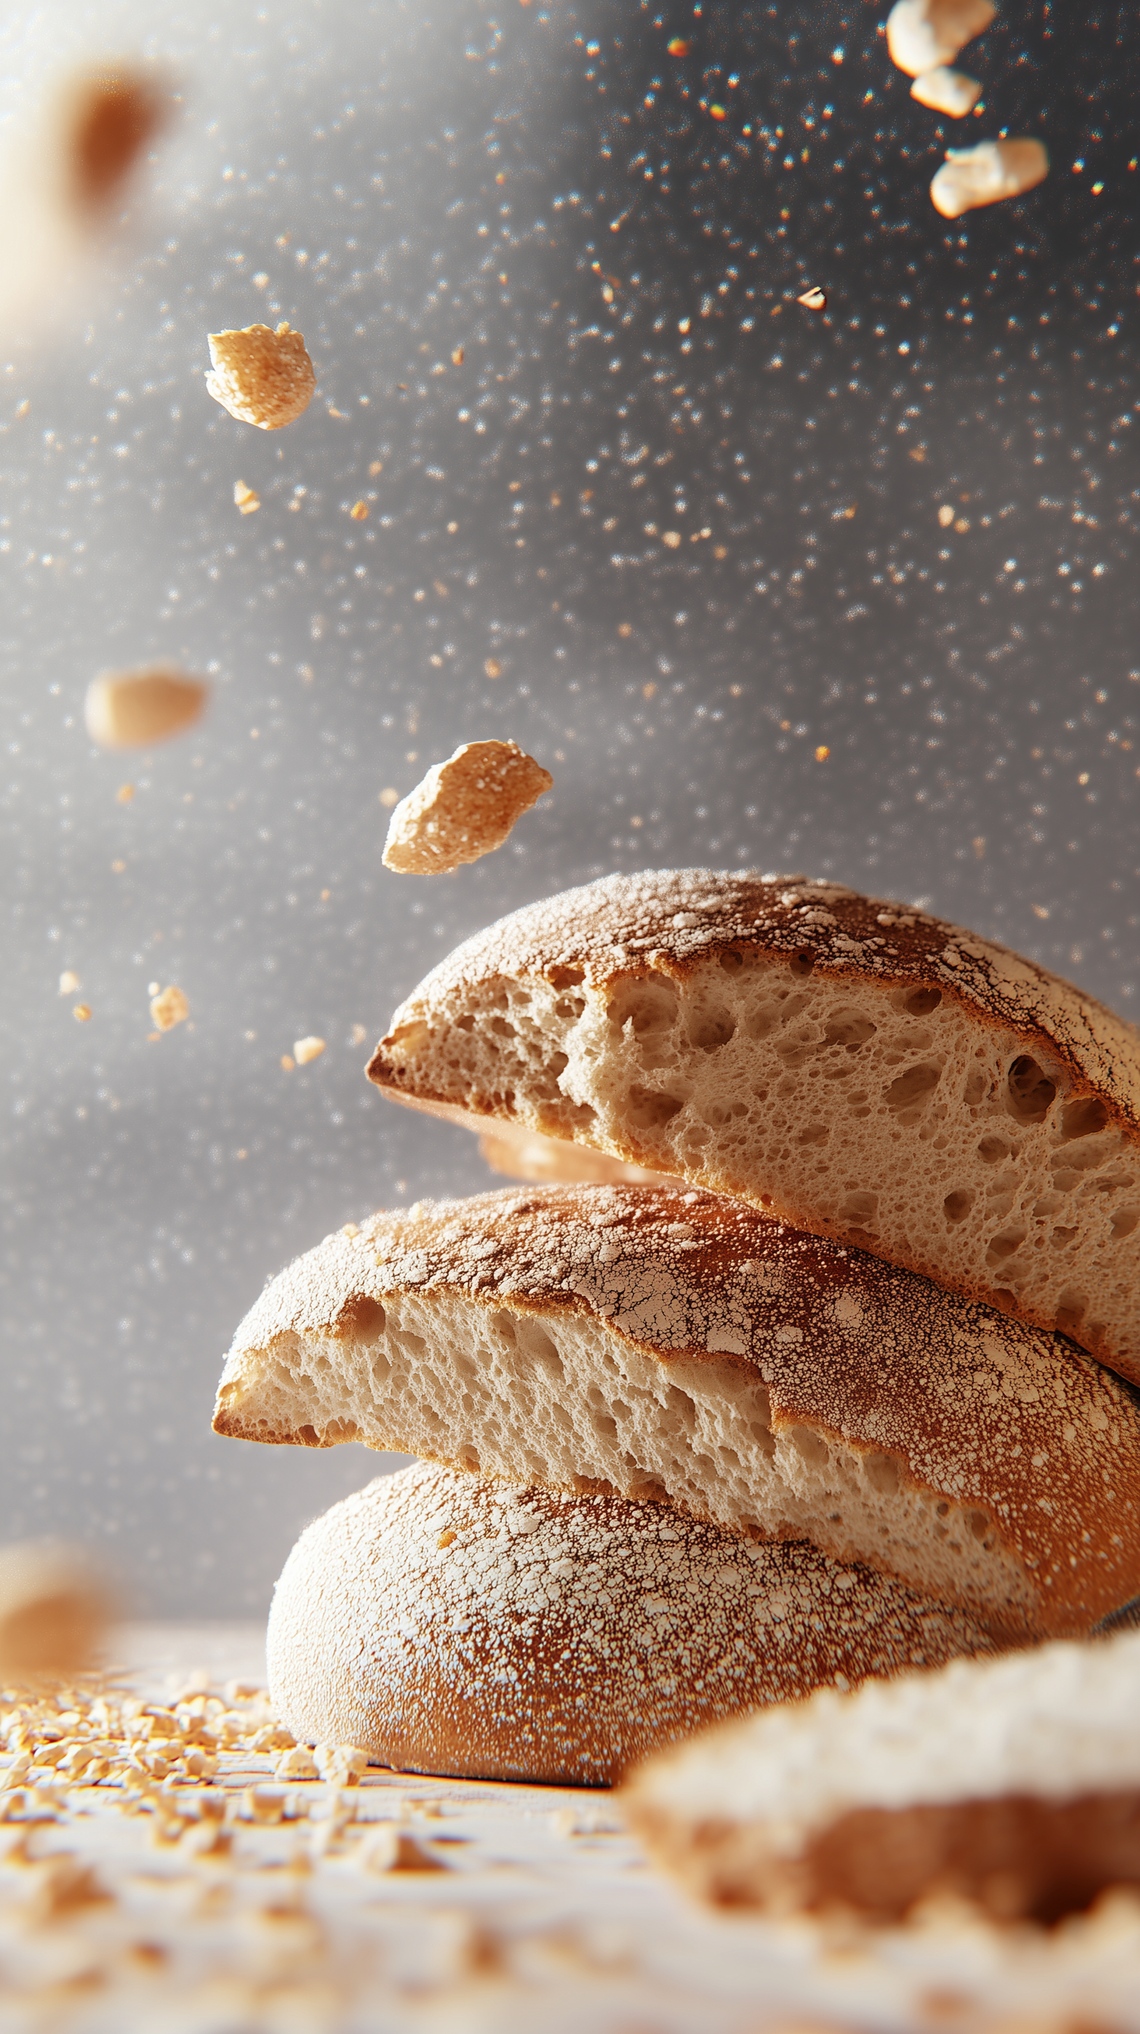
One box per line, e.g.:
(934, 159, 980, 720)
(367, 870, 1140, 1383)
(267, 1463, 996, 1788)
(213, 1183, 1140, 1641)
(621, 1630, 1140, 1924)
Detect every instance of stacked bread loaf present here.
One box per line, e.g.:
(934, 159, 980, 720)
(214, 870, 1140, 1801)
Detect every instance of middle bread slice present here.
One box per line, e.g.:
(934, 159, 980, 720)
(212, 1183, 1140, 1643)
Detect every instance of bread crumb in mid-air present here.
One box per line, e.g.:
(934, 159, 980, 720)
(938, 504, 956, 526)
(349, 500, 368, 520)
(72, 1002, 91, 1022)
(0, 1541, 112, 1684)
(451, 346, 464, 366)
(293, 1036, 326, 1065)
(59, 970, 80, 996)
(383, 739, 553, 875)
(484, 658, 502, 679)
(85, 668, 207, 749)
(930, 138, 1048, 217)
(233, 480, 260, 514)
(149, 985, 189, 1032)
(886, 0, 994, 78)
(281, 1054, 295, 1071)
(205, 322, 316, 429)
(910, 66, 982, 116)
(797, 285, 827, 311)
(64, 70, 170, 214)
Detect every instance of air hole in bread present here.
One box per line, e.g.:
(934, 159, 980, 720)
(798, 1124, 830, 1147)
(1051, 1227, 1079, 1251)
(840, 1190, 878, 1229)
(788, 1425, 830, 1470)
(964, 1064, 988, 1107)
(944, 1188, 974, 1224)
(824, 1010, 878, 1051)
(903, 986, 943, 1017)
(718, 948, 745, 973)
(690, 1008, 736, 1052)
(1111, 1210, 1140, 1242)
(459, 1447, 480, 1470)
(593, 1412, 619, 1443)
(978, 1134, 1012, 1164)
(884, 1063, 942, 1115)
(1007, 1055, 1058, 1124)
(1060, 1096, 1111, 1142)
(863, 1453, 901, 1496)
(986, 1227, 1027, 1266)
(1056, 1289, 1089, 1335)
(611, 977, 680, 1037)
(491, 1311, 518, 1346)
(789, 950, 816, 978)
(628, 1085, 686, 1130)
(547, 966, 585, 989)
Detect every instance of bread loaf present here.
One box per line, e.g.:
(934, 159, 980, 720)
(621, 1629, 1140, 1924)
(213, 1183, 1140, 1641)
(367, 870, 1140, 1384)
(267, 1463, 996, 1787)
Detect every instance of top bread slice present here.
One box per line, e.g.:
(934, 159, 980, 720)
(212, 1182, 1140, 1643)
(367, 870, 1140, 1385)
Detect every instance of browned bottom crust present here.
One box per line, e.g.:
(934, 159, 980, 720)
(633, 1789, 1140, 1925)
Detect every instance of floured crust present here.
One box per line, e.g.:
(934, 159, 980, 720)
(267, 1463, 995, 1788)
(213, 1183, 1140, 1641)
(366, 870, 1140, 1381)
(622, 1628, 1140, 1924)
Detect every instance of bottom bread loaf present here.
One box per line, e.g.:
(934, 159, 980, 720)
(268, 1462, 997, 1786)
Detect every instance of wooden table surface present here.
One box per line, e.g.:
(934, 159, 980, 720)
(3, 1623, 1140, 2034)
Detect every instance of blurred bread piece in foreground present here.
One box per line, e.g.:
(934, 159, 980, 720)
(85, 667, 207, 749)
(931, 139, 1049, 218)
(268, 1463, 995, 1787)
(622, 1629, 1140, 1925)
(0, 1542, 113, 1686)
(0, 64, 172, 347)
(479, 1124, 676, 1187)
(886, 0, 994, 77)
(910, 67, 982, 117)
(383, 739, 553, 875)
(206, 322, 316, 430)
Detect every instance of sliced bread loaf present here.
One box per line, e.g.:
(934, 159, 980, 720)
(268, 1462, 996, 1787)
(367, 871, 1140, 1383)
(213, 1183, 1140, 1641)
(621, 1629, 1140, 1924)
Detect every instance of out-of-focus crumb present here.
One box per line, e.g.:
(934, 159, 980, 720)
(383, 738, 553, 875)
(0, 1542, 112, 1685)
(85, 668, 207, 750)
(72, 1003, 92, 1022)
(910, 66, 982, 116)
(484, 657, 502, 679)
(116, 782, 135, 803)
(938, 504, 956, 527)
(668, 36, 691, 55)
(369, 459, 383, 475)
(314, 1744, 369, 1787)
(205, 322, 316, 430)
(662, 530, 682, 549)
(65, 70, 170, 213)
(275, 1745, 320, 1781)
(930, 138, 1048, 216)
(379, 787, 399, 808)
(886, 0, 994, 77)
(797, 285, 827, 311)
(149, 985, 189, 1032)
(451, 345, 464, 365)
(293, 1036, 326, 1065)
(815, 744, 831, 761)
(357, 1826, 446, 1873)
(281, 1054, 295, 1071)
(351, 1023, 368, 1045)
(349, 500, 368, 520)
(233, 479, 260, 514)
(59, 970, 80, 996)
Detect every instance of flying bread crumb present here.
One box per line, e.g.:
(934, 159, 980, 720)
(281, 1055, 295, 1071)
(293, 1036, 326, 1066)
(938, 504, 955, 526)
(233, 480, 260, 514)
(383, 739, 553, 875)
(63, 70, 170, 214)
(349, 500, 368, 520)
(0, 1542, 111, 1685)
(910, 66, 982, 115)
(205, 322, 316, 430)
(351, 1023, 368, 1045)
(484, 658, 502, 679)
(85, 668, 207, 750)
(797, 285, 827, 311)
(59, 970, 79, 996)
(149, 985, 188, 1032)
(72, 1003, 91, 1022)
(931, 139, 1048, 217)
(451, 346, 464, 366)
(886, 0, 994, 78)
(116, 783, 135, 804)
(662, 530, 682, 549)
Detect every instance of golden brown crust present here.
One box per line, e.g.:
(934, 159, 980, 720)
(382, 740, 552, 875)
(213, 1183, 1140, 1640)
(205, 322, 316, 430)
(267, 1464, 995, 1788)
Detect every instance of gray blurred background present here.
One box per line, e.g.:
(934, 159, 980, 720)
(2, 0, 1137, 1612)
